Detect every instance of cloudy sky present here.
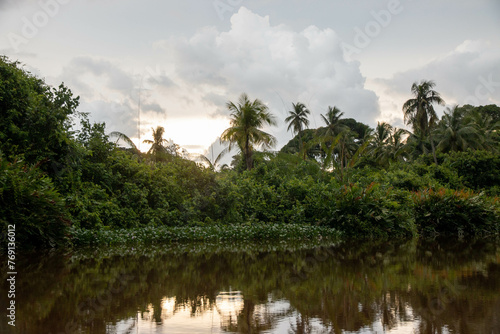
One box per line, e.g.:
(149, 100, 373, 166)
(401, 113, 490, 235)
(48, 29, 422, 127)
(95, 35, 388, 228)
(1, 0, 499, 156)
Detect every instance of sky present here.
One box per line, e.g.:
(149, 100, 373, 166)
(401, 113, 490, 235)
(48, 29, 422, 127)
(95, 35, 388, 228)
(1, 0, 499, 158)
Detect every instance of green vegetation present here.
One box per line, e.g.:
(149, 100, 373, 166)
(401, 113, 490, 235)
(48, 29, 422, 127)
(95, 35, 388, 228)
(220, 93, 277, 171)
(1, 56, 499, 248)
(70, 223, 339, 246)
(402, 80, 445, 164)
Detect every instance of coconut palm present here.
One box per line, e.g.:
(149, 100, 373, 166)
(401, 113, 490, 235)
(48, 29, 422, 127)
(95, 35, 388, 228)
(110, 131, 140, 156)
(143, 126, 171, 161)
(336, 129, 358, 181)
(220, 93, 277, 170)
(321, 106, 346, 137)
(190, 151, 225, 170)
(370, 122, 393, 165)
(435, 105, 481, 153)
(465, 107, 500, 152)
(285, 102, 310, 158)
(402, 80, 444, 164)
(319, 106, 348, 168)
(387, 128, 410, 162)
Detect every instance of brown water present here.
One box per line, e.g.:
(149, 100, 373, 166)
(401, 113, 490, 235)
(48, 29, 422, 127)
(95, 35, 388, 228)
(2, 238, 500, 334)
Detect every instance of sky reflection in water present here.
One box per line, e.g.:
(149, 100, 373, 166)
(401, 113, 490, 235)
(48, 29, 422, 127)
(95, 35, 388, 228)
(2, 238, 500, 333)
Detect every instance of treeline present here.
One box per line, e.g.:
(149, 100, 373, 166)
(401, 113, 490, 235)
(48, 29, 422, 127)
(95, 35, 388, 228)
(0, 56, 499, 248)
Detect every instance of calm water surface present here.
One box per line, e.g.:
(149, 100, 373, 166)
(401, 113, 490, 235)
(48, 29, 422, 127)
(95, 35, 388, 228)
(2, 238, 500, 334)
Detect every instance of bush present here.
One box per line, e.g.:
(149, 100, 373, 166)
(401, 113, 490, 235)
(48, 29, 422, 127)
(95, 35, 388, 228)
(412, 188, 500, 236)
(0, 56, 79, 175)
(0, 155, 70, 247)
(322, 182, 416, 238)
(442, 150, 500, 195)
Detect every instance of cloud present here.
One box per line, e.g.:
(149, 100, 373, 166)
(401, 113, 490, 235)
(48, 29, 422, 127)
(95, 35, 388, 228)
(0, 48, 37, 58)
(80, 99, 138, 138)
(373, 39, 500, 125)
(61, 56, 135, 95)
(0, 0, 21, 10)
(142, 102, 165, 114)
(56, 56, 145, 140)
(154, 7, 380, 147)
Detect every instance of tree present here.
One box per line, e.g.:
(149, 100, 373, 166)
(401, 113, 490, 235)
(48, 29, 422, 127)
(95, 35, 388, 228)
(321, 106, 346, 137)
(140, 126, 179, 162)
(435, 105, 480, 153)
(110, 131, 141, 156)
(370, 122, 393, 166)
(387, 128, 410, 163)
(0, 56, 76, 247)
(461, 105, 500, 152)
(320, 106, 349, 172)
(285, 102, 310, 158)
(190, 151, 225, 170)
(0, 56, 80, 176)
(336, 129, 359, 181)
(402, 80, 444, 164)
(220, 93, 277, 171)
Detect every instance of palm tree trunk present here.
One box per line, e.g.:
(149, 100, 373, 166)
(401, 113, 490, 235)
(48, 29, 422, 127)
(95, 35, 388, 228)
(298, 130, 302, 151)
(245, 138, 253, 170)
(298, 131, 306, 160)
(245, 151, 252, 170)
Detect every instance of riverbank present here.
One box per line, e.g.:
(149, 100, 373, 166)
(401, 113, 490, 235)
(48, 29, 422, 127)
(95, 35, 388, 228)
(1, 56, 499, 250)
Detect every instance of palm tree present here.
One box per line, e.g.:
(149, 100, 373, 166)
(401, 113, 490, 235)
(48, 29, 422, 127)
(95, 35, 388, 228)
(435, 105, 480, 153)
(387, 128, 410, 162)
(143, 126, 170, 161)
(465, 107, 500, 152)
(321, 106, 346, 137)
(220, 93, 277, 170)
(190, 151, 225, 170)
(285, 102, 310, 158)
(370, 122, 393, 166)
(319, 106, 347, 169)
(321, 128, 358, 181)
(336, 129, 358, 181)
(110, 131, 141, 156)
(402, 80, 444, 164)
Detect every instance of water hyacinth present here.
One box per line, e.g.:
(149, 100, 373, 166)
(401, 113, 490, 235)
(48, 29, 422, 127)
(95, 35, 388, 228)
(68, 224, 341, 247)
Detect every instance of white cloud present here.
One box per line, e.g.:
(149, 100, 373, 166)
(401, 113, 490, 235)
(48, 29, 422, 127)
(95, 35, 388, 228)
(154, 7, 380, 148)
(2, 0, 498, 154)
(372, 39, 500, 127)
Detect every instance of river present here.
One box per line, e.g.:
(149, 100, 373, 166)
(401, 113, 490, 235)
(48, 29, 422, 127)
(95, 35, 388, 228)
(2, 237, 500, 333)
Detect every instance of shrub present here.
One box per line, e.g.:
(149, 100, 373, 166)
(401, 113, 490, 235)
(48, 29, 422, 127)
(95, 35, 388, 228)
(0, 156, 70, 247)
(0, 56, 79, 175)
(322, 182, 416, 238)
(442, 150, 500, 195)
(412, 188, 500, 236)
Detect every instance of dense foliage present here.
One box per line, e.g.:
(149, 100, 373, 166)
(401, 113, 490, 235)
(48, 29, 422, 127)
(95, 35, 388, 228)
(1, 56, 499, 248)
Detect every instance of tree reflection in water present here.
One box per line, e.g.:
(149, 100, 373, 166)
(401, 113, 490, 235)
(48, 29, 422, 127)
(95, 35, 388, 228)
(2, 238, 499, 334)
